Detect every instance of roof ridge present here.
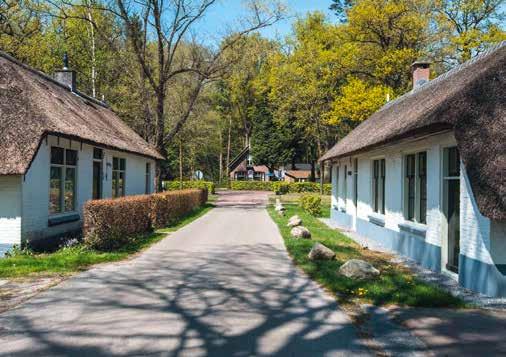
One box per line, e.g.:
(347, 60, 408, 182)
(377, 40, 506, 113)
(0, 50, 109, 109)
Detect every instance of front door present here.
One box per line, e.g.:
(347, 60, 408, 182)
(92, 161, 102, 200)
(443, 147, 460, 273)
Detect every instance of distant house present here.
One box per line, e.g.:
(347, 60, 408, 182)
(228, 146, 271, 181)
(320, 42, 506, 297)
(0, 52, 163, 256)
(284, 170, 312, 183)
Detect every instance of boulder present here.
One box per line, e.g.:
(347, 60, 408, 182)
(338, 259, 380, 280)
(308, 243, 335, 261)
(290, 226, 311, 239)
(287, 215, 302, 227)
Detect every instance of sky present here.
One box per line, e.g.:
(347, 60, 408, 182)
(197, 0, 335, 41)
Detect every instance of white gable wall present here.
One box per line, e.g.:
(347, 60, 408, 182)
(21, 135, 156, 244)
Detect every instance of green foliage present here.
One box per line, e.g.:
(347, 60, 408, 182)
(163, 181, 216, 194)
(230, 181, 275, 191)
(268, 204, 465, 307)
(300, 194, 322, 216)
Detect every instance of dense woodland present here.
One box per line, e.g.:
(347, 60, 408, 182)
(1, 0, 504, 184)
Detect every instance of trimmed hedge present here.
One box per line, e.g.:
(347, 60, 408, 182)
(83, 195, 152, 251)
(231, 180, 331, 195)
(300, 193, 322, 216)
(151, 189, 207, 229)
(230, 181, 275, 191)
(163, 180, 215, 194)
(83, 188, 208, 251)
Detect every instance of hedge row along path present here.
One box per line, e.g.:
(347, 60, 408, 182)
(0, 190, 369, 356)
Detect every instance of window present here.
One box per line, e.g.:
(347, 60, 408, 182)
(145, 163, 151, 194)
(372, 159, 385, 214)
(343, 165, 348, 205)
(49, 147, 77, 214)
(112, 157, 126, 198)
(353, 159, 358, 207)
(404, 152, 427, 223)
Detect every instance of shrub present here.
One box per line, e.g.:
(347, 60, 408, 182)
(83, 189, 208, 250)
(272, 182, 290, 195)
(230, 181, 275, 191)
(300, 194, 322, 216)
(163, 180, 215, 194)
(150, 189, 206, 229)
(83, 195, 152, 251)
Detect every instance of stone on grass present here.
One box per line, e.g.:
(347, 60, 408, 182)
(339, 259, 380, 280)
(308, 243, 335, 261)
(287, 215, 302, 227)
(275, 203, 285, 212)
(291, 226, 311, 239)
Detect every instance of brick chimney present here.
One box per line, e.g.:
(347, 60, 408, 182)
(411, 60, 431, 90)
(54, 53, 76, 91)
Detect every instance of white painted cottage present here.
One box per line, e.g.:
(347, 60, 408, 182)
(0, 52, 163, 255)
(320, 42, 506, 297)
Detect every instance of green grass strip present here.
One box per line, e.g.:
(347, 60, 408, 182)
(268, 204, 465, 308)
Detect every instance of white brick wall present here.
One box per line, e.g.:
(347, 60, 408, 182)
(0, 176, 22, 251)
(460, 166, 492, 264)
(21, 135, 156, 241)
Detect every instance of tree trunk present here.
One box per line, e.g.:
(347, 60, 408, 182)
(179, 139, 183, 189)
(155, 88, 166, 191)
(87, 9, 97, 98)
(226, 116, 232, 184)
(218, 130, 223, 185)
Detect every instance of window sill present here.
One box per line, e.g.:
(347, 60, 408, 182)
(48, 213, 81, 227)
(368, 213, 385, 227)
(398, 221, 427, 237)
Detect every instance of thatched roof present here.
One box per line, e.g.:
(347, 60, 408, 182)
(0, 52, 163, 176)
(320, 41, 506, 220)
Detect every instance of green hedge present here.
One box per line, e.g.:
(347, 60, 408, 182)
(230, 181, 275, 191)
(163, 180, 215, 194)
(231, 180, 331, 195)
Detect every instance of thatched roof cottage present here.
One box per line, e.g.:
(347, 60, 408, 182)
(0, 52, 163, 255)
(320, 41, 506, 297)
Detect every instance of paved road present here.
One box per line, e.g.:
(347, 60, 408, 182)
(0, 191, 369, 356)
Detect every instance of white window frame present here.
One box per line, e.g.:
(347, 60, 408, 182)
(372, 158, 386, 215)
(403, 151, 427, 224)
(49, 146, 78, 216)
(112, 157, 126, 198)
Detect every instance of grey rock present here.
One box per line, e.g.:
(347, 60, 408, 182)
(308, 243, 335, 261)
(339, 259, 380, 280)
(290, 226, 311, 239)
(287, 215, 302, 227)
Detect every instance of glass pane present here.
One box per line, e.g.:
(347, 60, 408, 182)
(93, 161, 102, 199)
(120, 158, 126, 171)
(380, 159, 386, 178)
(113, 158, 119, 170)
(49, 166, 62, 214)
(408, 177, 415, 220)
(373, 160, 379, 178)
(406, 155, 415, 177)
(448, 147, 460, 177)
(420, 176, 427, 223)
(93, 148, 103, 160)
(418, 152, 427, 176)
(64, 168, 76, 211)
(66, 149, 78, 166)
(146, 163, 150, 174)
(51, 147, 64, 165)
(119, 172, 125, 196)
(112, 171, 118, 198)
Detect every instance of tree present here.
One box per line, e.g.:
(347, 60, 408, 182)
(433, 0, 506, 64)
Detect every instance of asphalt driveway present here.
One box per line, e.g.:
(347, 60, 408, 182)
(0, 191, 369, 356)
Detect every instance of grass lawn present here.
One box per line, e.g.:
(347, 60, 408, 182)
(269, 193, 331, 218)
(0, 203, 214, 279)
(268, 204, 465, 308)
